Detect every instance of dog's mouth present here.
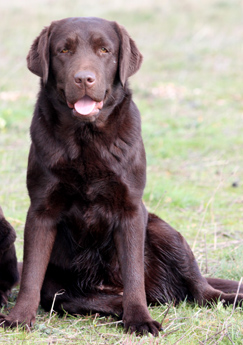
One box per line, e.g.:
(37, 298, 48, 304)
(67, 95, 104, 117)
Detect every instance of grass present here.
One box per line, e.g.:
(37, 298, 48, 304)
(0, 0, 243, 343)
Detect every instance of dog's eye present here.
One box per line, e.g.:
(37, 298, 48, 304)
(60, 48, 70, 54)
(100, 47, 109, 54)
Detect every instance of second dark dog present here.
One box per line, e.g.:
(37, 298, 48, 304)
(0, 206, 19, 306)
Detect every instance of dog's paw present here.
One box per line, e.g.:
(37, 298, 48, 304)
(123, 304, 162, 336)
(0, 312, 35, 330)
(125, 319, 162, 337)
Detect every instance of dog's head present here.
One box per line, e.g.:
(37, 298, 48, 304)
(27, 17, 142, 121)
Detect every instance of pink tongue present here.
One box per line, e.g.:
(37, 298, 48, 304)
(74, 95, 96, 115)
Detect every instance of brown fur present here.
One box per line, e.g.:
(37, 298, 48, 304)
(0, 17, 242, 335)
(0, 206, 19, 306)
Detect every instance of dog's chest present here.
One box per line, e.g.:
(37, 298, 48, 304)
(47, 129, 140, 239)
(52, 142, 132, 231)
(54, 137, 130, 203)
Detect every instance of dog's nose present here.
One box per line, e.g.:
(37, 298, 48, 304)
(74, 71, 96, 87)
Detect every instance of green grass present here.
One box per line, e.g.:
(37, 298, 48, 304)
(0, 0, 243, 343)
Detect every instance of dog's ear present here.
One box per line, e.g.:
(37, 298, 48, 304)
(27, 26, 51, 84)
(114, 23, 143, 86)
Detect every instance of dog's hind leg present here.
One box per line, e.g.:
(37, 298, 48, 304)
(144, 213, 243, 307)
(40, 265, 123, 317)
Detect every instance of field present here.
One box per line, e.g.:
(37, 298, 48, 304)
(0, 0, 243, 343)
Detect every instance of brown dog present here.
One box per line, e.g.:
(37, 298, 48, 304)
(0, 17, 242, 335)
(0, 206, 19, 306)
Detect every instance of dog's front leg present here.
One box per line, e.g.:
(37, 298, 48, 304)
(0, 206, 57, 328)
(114, 206, 161, 336)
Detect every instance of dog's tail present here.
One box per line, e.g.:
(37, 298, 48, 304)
(206, 277, 243, 294)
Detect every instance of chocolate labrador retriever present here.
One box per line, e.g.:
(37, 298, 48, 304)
(0, 206, 19, 306)
(0, 17, 242, 335)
